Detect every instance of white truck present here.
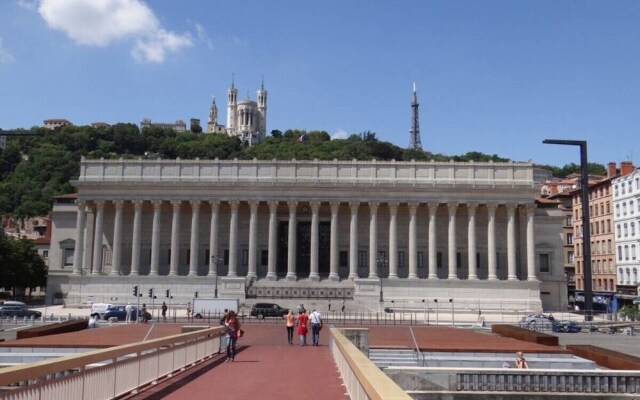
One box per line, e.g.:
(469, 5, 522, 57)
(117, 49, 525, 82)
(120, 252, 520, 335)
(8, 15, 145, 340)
(192, 298, 239, 319)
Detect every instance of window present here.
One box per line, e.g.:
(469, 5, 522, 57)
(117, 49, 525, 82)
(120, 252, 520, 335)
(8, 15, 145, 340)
(437, 252, 442, 269)
(624, 223, 629, 237)
(261, 250, 268, 266)
(606, 202, 610, 213)
(631, 200, 635, 214)
(456, 252, 462, 269)
(417, 252, 424, 268)
(224, 249, 229, 265)
(565, 215, 573, 226)
(617, 246, 622, 261)
(616, 204, 620, 217)
(539, 254, 550, 273)
(600, 204, 604, 215)
(64, 248, 74, 266)
(623, 203, 628, 215)
(567, 233, 574, 245)
(398, 251, 405, 268)
(339, 251, 348, 267)
(632, 244, 637, 261)
(607, 220, 611, 233)
(358, 251, 367, 267)
(568, 251, 574, 264)
(242, 249, 248, 266)
(617, 224, 621, 238)
(632, 222, 636, 237)
(42, 250, 49, 259)
(624, 245, 629, 261)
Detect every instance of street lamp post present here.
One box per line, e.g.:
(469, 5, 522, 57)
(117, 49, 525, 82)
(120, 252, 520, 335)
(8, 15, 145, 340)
(434, 299, 439, 325)
(376, 255, 387, 303)
(211, 255, 223, 298)
(543, 139, 593, 320)
(449, 298, 454, 326)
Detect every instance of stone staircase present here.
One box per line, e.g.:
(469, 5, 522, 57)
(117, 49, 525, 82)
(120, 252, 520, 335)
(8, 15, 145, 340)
(369, 348, 420, 368)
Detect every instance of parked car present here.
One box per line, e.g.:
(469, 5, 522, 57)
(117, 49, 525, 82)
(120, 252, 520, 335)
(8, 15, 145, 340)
(552, 320, 582, 333)
(0, 304, 42, 318)
(250, 303, 289, 319)
(520, 313, 555, 329)
(103, 305, 138, 321)
(90, 303, 114, 319)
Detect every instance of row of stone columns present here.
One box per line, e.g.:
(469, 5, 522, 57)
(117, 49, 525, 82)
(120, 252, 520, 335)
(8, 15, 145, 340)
(72, 199, 538, 281)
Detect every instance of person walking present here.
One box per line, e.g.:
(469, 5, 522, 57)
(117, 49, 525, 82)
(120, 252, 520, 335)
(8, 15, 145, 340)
(225, 311, 241, 362)
(284, 310, 295, 345)
(161, 302, 168, 322)
(186, 302, 192, 320)
(141, 304, 149, 323)
(296, 309, 309, 346)
(125, 303, 133, 323)
(341, 299, 345, 313)
(309, 309, 322, 346)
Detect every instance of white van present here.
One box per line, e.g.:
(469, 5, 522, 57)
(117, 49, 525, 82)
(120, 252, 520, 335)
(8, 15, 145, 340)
(90, 303, 114, 318)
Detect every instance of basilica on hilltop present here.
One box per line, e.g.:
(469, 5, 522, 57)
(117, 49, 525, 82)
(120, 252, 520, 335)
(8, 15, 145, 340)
(207, 78, 267, 147)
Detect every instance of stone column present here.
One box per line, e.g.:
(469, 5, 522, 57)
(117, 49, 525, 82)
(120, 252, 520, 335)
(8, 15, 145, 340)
(349, 201, 359, 279)
(267, 201, 278, 280)
(130, 200, 143, 276)
(286, 201, 298, 280)
(110, 200, 124, 276)
(208, 200, 220, 276)
(507, 203, 517, 281)
(368, 202, 379, 278)
(150, 200, 162, 276)
(83, 209, 94, 275)
(526, 204, 538, 281)
(189, 200, 201, 277)
(310, 201, 321, 281)
(72, 200, 87, 275)
(329, 202, 340, 281)
(487, 203, 498, 280)
(169, 200, 182, 276)
(467, 203, 478, 280)
(408, 203, 418, 279)
(71, 201, 87, 275)
(428, 203, 438, 279)
(447, 203, 458, 279)
(248, 200, 259, 279)
(388, 202, 399, 278)
(228, 200, 239, 277)
(91, 201, 105, 275)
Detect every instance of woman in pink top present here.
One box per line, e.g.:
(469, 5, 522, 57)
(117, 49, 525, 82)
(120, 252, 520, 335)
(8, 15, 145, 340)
(284, 310, 295, 345)
(296, 310, 309, 346)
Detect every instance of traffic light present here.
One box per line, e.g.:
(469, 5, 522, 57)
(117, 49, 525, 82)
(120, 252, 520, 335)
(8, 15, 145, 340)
(165, 289, 170, 298)
(148, 288, 154, 298)
(194, 291, 199, 298)
(133, 285, 139, 297)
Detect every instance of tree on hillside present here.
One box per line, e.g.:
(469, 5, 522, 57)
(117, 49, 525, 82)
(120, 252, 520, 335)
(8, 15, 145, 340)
(0, 234, 47, 297)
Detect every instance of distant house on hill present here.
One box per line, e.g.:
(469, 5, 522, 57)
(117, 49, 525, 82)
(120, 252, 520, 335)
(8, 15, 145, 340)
(43, 119, 72, 130)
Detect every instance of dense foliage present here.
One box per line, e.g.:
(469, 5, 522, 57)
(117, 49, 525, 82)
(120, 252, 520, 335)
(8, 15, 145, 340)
(0, 233, 48, 296)
(0, 124, 604, 218)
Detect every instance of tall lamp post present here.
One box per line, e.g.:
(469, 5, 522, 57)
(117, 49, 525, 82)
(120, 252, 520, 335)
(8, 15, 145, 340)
(543, 139, 593, 320)
(376, 255, 387, 303)
(211, 255, 223, 298)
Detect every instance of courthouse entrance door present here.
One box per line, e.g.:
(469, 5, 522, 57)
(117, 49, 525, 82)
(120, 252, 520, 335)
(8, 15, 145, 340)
(277, 221, 330, 278)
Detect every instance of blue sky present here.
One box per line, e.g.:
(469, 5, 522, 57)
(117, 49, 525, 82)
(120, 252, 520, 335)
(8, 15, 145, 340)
(1, 0, 639, 167)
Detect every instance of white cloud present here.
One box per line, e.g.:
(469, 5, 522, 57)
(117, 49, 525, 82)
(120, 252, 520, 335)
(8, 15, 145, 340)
(194, 23, 213, 50)
(17, 0, 38, 11)
(37, 0, 192, 63)
(331, 128, 348, 140)
(0, 38, 15, 64)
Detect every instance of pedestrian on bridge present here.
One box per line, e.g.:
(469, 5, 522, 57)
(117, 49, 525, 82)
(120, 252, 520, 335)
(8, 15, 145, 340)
(297, 310, 309, 346)
(284, 310, 295, 345)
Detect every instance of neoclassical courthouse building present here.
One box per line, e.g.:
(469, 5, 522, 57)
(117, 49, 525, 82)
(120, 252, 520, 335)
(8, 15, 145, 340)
(46, 157, 567, 311)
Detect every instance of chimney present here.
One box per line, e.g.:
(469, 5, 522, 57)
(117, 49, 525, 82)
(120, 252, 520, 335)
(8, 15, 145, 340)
(620, 161, 635, 177)
(607, 162, 617, 178)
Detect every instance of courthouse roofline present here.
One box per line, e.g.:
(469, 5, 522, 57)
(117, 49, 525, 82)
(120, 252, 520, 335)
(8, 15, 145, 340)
(76, 157, 535, 190)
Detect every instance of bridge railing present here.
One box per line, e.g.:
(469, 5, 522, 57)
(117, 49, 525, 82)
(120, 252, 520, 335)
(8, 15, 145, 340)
(385, 367, 640, 395)
(0, 326, 224, 400)
(329, 326, 411, 400)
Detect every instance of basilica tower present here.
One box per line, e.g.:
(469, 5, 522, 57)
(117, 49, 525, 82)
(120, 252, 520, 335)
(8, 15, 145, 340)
(257, 76, 267, 134)
(227, 77, 238, 133)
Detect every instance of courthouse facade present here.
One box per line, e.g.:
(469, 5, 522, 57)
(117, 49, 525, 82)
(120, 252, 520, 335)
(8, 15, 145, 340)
(46, 157, 567, 311)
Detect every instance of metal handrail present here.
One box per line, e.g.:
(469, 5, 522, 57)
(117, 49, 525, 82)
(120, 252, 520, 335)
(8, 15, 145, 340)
(408, 326, 424, 366)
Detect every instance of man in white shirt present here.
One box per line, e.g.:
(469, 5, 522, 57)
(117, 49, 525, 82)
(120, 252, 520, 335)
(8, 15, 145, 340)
(310, 309, 322, 346)
(125, 303, 133, 323)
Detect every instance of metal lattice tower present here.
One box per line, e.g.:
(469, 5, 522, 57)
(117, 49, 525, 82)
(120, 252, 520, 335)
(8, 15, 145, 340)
(409, 82, 422, 150)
